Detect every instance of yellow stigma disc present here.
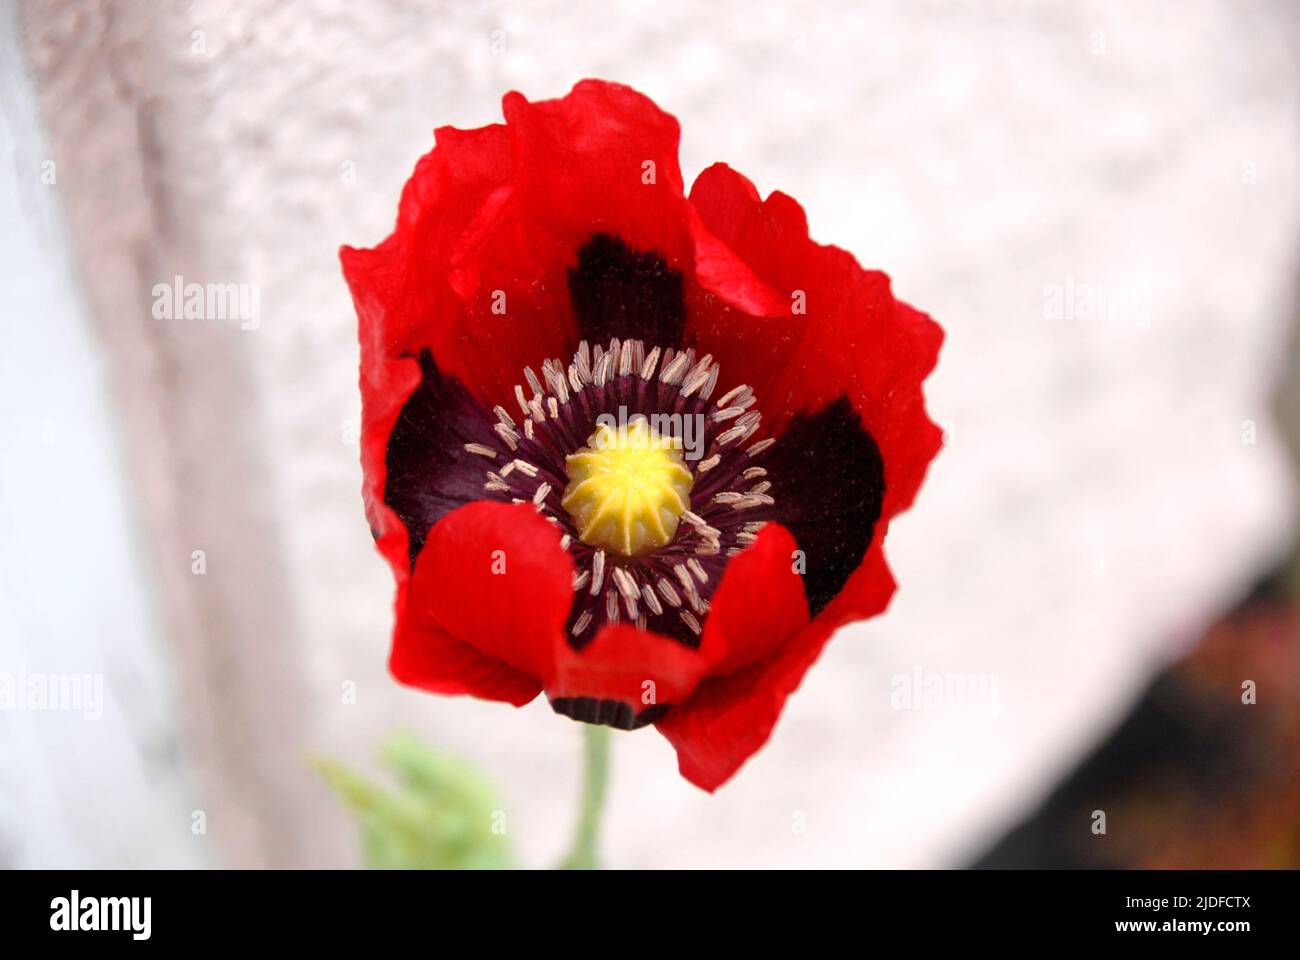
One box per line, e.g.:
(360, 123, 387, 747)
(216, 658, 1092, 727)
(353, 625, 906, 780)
(561, 419, 694, 557)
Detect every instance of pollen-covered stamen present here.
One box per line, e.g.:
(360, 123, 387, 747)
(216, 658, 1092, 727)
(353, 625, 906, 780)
(476, 338, 777, 649)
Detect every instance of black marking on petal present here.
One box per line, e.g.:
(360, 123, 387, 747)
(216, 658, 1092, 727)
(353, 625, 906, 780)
(384, 351, 500, 569)
(549, 696, 671, 730)
(568, 234, 685, 348)
(753, 396, 885, 617)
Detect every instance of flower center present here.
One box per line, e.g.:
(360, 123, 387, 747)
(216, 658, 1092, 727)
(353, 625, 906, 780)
(561, 418, 693, 557)
(472, 337, 777, 649)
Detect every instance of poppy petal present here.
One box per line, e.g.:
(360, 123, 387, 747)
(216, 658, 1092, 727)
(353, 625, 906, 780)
(686, 162, 943, 520)
(547, 622, 711, 724)
(683, 161, 940, 646)
(390, 605, 541, 707)
(341, 122, 574, 414)
(408, 500, 573, 685)
(656, 537, 895, 791)
(696, 522, 809, 676)
(502, 80, 691, 267)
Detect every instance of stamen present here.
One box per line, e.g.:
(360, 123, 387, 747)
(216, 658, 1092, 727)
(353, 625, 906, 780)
(700, 365, 720, 400)
(612, 565, 639, 600)
(544, 364, 569, 404)
(494, 423, 519, 451)
(532, 482, 551, 507)
(640, 346, 661, 380)
(716, 424, 749, 446)
(716, 384, 749, 408)
(659, 352, 688, 384)
(680, 356, 714, 398)
(657, 577, 682, 608)
(641, 582, 663, 616)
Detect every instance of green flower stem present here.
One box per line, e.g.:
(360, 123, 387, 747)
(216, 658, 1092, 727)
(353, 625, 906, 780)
(559, 724, 610, 869)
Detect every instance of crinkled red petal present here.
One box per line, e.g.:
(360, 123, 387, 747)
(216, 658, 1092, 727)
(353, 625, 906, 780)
(391, 501, 580, 705)
(657, 536, 895, 791)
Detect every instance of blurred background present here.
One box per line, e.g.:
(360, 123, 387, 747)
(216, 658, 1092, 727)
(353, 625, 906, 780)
(1, 0, 1296, 869)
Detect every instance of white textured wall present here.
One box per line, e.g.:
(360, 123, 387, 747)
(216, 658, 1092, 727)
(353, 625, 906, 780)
(8, 0, 1298, 867)
(0, 1, 202, 868)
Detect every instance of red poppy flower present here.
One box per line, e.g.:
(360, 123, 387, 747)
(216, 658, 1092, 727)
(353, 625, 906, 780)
(340, 80, 942, 791)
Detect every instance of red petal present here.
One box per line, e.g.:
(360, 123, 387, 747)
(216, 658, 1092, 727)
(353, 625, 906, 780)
(355, 355, 424, 591)
(657, 537, 894, 791)
(687, 206, 791, 318)
(390, 608, 541, 707)
(393, 501, 573, 699)
(341, 122, 574, 428)
(686, 162, 943, 520)
(344, 82, 705, 592)
(696, 523, 809, 676)
(543, 527, 806, 718)
(656, 164, 942, 790)
(502, 80, 692, 269)
(548, 623, 710, 708)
